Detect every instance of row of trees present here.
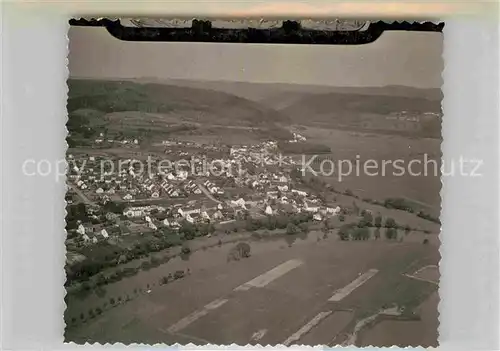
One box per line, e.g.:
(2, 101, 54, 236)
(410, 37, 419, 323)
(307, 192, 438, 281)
(68, 217, 221, 287)
(70, 211, 312, 288)
(357, 210, 399, 229)
(68, 267, 190, 327)
(293, 166, 440, 227)
(278, 141, 332, 155)
(67, 229, 188, 286)
(338, 224, 399, 241)
(66, 201, 126, 231)
(416, 211, 441, 224)
(245, 212, 313, 233)
(178, 221, 216, 240)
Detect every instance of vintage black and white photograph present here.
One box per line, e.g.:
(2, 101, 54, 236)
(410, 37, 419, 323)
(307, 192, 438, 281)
(63, 23, 443, 347)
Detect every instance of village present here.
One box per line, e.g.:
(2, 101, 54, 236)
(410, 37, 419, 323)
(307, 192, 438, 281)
(65, 132, 342, 248)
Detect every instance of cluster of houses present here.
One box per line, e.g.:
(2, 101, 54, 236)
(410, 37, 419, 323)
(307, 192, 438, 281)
(69, 179, 343, 246)
(230, 141, 296, 167)
(387, 111, 442, 123)
(67, 155, 132, 195)
(162, 139, 222, 152)
(74, 221, 111, 244)
(122, 202, 229, 231)
(68, 138, 299, 205)
(94, 132, 139, 146)
(66, 155, 200, 202)
(119, 191, 342, 233)
(288, 132, 307, 143)
(202, 179, 224, 195)
(234, 171, 290, 191)
(67, 137, 348, 247)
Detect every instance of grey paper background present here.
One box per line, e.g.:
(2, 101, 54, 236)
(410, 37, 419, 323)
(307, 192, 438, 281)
(1, 3, 499, 351)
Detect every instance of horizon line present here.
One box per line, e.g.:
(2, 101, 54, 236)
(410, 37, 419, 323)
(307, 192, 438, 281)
(67, 75, 441, 90)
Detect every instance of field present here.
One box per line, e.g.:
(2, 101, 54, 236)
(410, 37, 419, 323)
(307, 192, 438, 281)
(358, 291, 439, 347)
(296, 127, 441, 215)
(65, 229, 439, 346)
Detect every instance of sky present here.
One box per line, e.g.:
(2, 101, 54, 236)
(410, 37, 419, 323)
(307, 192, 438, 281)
(68, 26, 443, 88)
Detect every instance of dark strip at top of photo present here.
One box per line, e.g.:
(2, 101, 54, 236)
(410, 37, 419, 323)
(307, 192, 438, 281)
(68, 18, 444, 45)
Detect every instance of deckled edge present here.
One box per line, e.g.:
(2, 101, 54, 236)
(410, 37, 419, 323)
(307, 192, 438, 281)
(62, 22, 443, 349)
(437, 17, 445, 350)
(69, 18, 443, 30)
(62, 17, 70, 342)
(62, 342, 435, 349)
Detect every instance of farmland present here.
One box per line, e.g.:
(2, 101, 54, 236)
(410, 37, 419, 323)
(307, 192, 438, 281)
(65, 227, 440, 346)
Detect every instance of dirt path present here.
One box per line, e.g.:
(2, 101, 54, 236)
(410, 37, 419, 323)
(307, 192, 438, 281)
(195, 181, 221, 204)
(401, 196, 440, 212)
(341, 307, 401, 346)
(69, 184, 96, 206)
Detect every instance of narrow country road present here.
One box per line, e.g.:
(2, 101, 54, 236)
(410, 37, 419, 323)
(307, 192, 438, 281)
(195, 181, 222, 204)
(69, 184, 96, 206)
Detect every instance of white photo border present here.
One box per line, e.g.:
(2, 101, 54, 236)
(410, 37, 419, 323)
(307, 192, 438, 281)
(1, 2, 499, 351)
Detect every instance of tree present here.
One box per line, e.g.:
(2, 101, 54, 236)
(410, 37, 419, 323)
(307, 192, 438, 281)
(96, 274, 107, 286)
(181, 244, 191, 255)
(374, 215, 382, 228)
(423, 238, 429, 245)
(338, 223, 354, 241)
(245, 218, 259, 232)
(352, 227, 370, 241)
(275, 215, 289, 230)
(80, 313, 85, 320)
(361, 211, 373, 227)
(385, 228, 397, 240)
(141, 260, 152, 271)
(322, 219, 332, 232)
(286, 223, 299, 235)
(103, 201, 126, 214)
(174, 270, 185, 279)
(179, 220, 196, 240)
(360, 227, 370, 240)
(417, 211, 441, 224)
(109, 297, 115, 305)
(338, 214, 345, 222)
(81, 281, 91, 291)
(265, 216, 277, 230)
(227, 242, 251, 262)
(299, 222, 309, 233)
(357, 211, 373, 228)
(385, 218, 397, 229)
(404, 224, 411, 234)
